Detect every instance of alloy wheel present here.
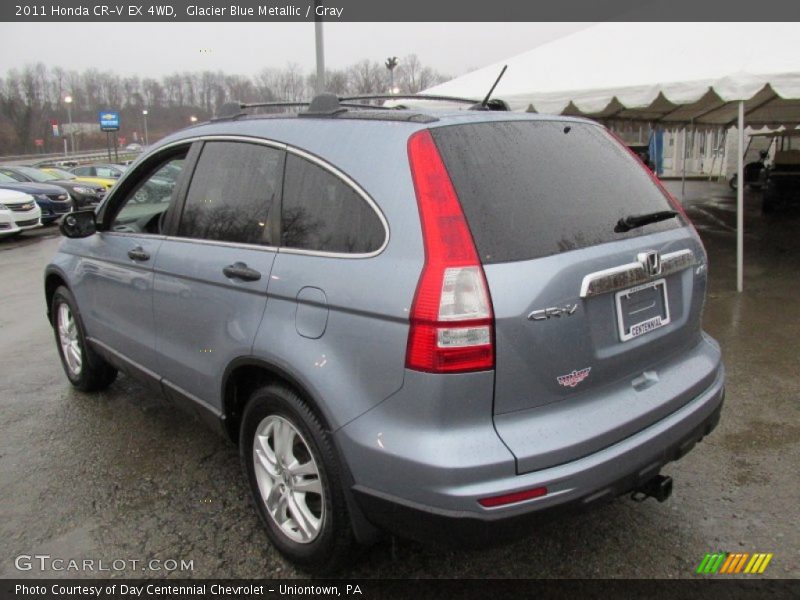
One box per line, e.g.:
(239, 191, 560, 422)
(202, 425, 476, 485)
(57, 303, 82, 376)
(253, 415, 324, 544)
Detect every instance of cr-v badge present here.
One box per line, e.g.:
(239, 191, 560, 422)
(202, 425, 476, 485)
(528, 303, 578, 320)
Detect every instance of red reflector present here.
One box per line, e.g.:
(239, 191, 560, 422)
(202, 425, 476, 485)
(478, 487, 548, 508)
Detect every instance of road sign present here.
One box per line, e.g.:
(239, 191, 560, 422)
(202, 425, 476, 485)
(99, 111, 120, 132)
(51, 118, 60, 137)
(34, 139, 44, 147)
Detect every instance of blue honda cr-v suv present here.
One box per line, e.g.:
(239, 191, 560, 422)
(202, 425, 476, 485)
(45, 94, 724, 572)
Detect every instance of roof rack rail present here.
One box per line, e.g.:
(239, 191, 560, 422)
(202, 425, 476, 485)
(213, 92, 509, 120)
(341, 94, 509, 111)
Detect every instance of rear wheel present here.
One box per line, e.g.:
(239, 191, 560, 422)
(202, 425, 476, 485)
(240, 384, 354, 573)
(52, 286, 117, 392)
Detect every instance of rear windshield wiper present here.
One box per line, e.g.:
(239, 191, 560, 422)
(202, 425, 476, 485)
(615, 210, 678, 233)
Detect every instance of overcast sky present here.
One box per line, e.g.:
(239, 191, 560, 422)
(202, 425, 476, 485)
(0, 22, 591, 78)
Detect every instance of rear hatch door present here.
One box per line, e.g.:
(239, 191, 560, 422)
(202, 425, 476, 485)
(431, 119, 715, 472)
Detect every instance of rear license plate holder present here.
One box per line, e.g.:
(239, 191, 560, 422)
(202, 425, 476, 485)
(615, 278, 670, 341)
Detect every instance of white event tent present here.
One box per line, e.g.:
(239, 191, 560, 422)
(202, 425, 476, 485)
(425, 22, 800, 291)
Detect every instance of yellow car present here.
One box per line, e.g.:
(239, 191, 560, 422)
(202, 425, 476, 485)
(40, 167, 117, 191)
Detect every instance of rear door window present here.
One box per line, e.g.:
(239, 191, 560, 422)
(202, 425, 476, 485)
(280, 154, 385, 254)
(431, 120, 679, 264)
(177, 141, 283, 246)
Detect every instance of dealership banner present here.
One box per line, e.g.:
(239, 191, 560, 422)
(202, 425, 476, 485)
(4, 579, 800, 600)
(2, 0, 800, 22)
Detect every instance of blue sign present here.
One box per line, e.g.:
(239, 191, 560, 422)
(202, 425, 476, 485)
(99, 111, 120, 132)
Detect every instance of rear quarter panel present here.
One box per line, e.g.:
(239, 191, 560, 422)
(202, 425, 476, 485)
(247, 120, 427, 430)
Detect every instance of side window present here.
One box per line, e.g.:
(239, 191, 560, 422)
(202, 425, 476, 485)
(110, 152, 187, 234)
(96, 167, 117, 178)
(281, 154, 385, 254)
(177, 141, 283, 246)
(72, 167, 90, 176)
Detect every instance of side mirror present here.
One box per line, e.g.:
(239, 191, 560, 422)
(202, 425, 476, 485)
(60, 210, 97, 238)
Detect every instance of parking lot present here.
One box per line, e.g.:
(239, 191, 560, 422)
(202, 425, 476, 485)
(0, 180, 797, 579)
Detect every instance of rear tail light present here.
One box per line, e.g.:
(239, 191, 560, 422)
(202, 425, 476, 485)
(406, 129, 494, 373)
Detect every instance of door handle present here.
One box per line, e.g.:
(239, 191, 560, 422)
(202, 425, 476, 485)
(223, 262, 261, 282)
(127, 246, 150, 261)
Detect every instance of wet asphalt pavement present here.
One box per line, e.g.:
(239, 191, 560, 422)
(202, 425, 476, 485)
(0, 181, 797, 579)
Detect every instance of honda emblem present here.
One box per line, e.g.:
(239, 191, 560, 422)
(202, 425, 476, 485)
(638, 251, 662, 277)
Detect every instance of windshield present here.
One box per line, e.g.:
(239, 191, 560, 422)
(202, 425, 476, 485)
(47, 168, 76, 180)
(0, 173, 19, 183)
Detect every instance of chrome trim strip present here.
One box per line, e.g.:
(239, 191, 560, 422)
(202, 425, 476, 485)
(161, 235, 278, 253)
(580, 249, 696, 298)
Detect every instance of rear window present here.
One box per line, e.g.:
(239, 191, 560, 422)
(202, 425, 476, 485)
(431, 121, 680, 264)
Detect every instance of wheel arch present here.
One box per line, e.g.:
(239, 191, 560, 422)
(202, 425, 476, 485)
(223, 355, 382, 545)
(44, 267, 69, 325)
(221, 356, 334, 444)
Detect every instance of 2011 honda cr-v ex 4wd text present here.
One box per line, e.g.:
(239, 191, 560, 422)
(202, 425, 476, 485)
(45, 94, 725, 572)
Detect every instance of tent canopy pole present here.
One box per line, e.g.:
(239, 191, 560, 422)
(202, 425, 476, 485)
(737, 101, 745, 292)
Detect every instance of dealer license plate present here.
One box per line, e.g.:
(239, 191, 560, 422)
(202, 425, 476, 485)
(615, 278, 670, 342)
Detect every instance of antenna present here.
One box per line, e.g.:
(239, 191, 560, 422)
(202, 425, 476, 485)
(480, 65, 508, 109)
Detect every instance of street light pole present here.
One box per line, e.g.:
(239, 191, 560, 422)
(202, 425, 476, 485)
(64, 95, 74, 155)
(385, 56, 399, 94)
(142, 109, 149, 146)
(314, 1, 325, 94)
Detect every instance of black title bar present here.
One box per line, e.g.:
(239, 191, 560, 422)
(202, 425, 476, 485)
(4, 579, 800, 600)
(3, 0, 800, 22)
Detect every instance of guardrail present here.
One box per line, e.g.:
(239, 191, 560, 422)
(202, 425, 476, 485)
(0, 148, 140, 167)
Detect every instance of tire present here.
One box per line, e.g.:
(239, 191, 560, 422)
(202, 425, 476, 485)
(240, 383, 354, 573)
(729, 174, 738, 190)
(51, 286, 117, 392)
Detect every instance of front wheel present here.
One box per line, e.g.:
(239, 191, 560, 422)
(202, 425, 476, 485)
(240, 384, 354, 573)
(52, 286, 117, 392)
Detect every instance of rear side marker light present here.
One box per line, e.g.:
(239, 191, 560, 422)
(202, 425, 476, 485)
(406, 129, 495, 374)
(478, 487, 548, 508)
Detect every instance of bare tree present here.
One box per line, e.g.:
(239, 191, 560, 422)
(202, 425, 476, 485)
(396, 54, 448, 94)
(347, 60, 384, 94)
(0, 55, 450, 154)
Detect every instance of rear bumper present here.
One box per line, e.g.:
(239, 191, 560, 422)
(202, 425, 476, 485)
(343, 363, 725, 545)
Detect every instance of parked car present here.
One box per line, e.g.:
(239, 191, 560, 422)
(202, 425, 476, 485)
(71, 164, 127, 180)
(0, 172, 71, 224)
(728, 150, 768, 191)
(45, 95, 725, 572)
(0, 189, 41, 238)
(761, 132, 800, 213)
(0, 166, 105, 210)
(40, 167, 117, 192)
(125, 143, 144, 152)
